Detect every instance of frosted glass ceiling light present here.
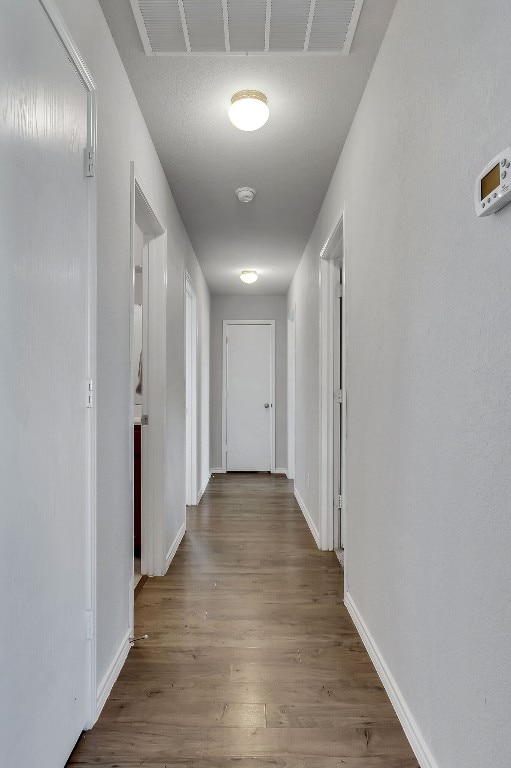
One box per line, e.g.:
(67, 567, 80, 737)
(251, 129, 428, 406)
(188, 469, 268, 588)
(228, 91, 269, 132)
(240, 270, 258, 284)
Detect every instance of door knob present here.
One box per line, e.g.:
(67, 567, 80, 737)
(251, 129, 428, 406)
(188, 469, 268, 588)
(264, 403, 270, 408)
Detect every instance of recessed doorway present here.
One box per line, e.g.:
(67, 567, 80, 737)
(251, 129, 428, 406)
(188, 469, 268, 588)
(129, 166, 168, 633)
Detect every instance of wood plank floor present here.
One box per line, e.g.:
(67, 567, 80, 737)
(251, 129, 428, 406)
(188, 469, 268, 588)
(68, 473, 419, 768)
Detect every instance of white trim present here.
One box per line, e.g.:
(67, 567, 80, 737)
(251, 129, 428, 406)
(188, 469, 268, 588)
(294, 488, 320, 548)
(345, 593, 439, 768)
(148, 228, 168, 578)
(165, 522, 186, 574)
(185, 273, 198, 505)
(39, 0, 98, 731)
(95, 628, 131, 722)
(319, 216, 344, 262)
(198, 474, 211, 502)
(210, 467, 226, 474)
(39, 0, 96, 93)
(222, 320, 276, 473)
(287, 305, 296, 481)
(274, 468, 288, 475)
(319, 258, 333, 551)
(340, 225, 348, 553)
(341, 0, 365, 55)
(319, 213, 345, 551)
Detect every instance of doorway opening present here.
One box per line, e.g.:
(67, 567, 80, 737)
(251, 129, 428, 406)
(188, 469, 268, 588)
(185, 273, 198, 505)
(129, 166, 167, 631)
(320, 214, 346, 553)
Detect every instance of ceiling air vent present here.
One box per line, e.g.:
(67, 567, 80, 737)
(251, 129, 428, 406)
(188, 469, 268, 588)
(130, 0, 365, 55)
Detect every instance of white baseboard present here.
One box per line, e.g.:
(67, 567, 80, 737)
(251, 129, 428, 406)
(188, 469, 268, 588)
(274, 467, 288, 475)
(210, 467, 225, 474)
(197, 474, 210, 502)
(294, 487, 320, 548)
(165, 521, 186, 574)
(95, 627, 131, 722)
(344, 592, 438, 768)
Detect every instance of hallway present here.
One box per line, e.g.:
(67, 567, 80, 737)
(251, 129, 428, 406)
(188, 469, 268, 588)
(68, 474, 418, 767)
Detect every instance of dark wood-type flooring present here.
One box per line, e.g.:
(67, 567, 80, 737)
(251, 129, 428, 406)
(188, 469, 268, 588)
(68, 473, 419, 767)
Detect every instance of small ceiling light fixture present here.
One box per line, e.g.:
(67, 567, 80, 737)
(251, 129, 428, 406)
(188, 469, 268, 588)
(235, 186, 256, 203)
(228, 90, 269, 132)
(240, 270, 258, 284)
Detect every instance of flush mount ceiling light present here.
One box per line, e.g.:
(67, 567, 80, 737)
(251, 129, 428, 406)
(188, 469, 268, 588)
(235, 187, 256, 203)
(228, 91, 269, 132)
(240, 270, 258, 284)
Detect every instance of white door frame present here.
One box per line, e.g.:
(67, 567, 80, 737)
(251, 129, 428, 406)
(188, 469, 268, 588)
(319, 213, 346, 552)
(38, 0, 98, 729)
(222, 320, 276, 473)
(185, 272, 198, 505)
(287, 306, 296, 480)
(332, 257, 343, 549)
(340, 248, 347, 552)
(129, 165, 167, 603)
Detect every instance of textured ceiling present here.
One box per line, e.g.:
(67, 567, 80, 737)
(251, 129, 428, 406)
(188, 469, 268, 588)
(99, 0, 396, 294)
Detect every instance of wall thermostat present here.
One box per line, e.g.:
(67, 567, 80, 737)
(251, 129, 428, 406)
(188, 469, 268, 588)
(475, 147, 511, 217)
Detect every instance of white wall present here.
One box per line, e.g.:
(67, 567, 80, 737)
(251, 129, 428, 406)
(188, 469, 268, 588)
(289, 2, 511, 767)
(55, 0, 210, 695)
(210, 295, 287, 472)
(287, 255, 322, 531)
(185, 267, 210, 503)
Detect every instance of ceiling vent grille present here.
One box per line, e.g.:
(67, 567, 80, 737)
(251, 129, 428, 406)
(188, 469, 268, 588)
(130, 0, 364, 55)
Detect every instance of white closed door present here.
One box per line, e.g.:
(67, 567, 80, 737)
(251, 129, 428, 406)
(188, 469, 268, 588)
(225, 323, 273, 471)
(1, 1, 91, 765)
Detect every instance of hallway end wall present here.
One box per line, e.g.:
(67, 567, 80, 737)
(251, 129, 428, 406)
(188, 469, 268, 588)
(55, 0, 210, 699)
(210, 295, 287, 473)
(289, 1, 511, 767)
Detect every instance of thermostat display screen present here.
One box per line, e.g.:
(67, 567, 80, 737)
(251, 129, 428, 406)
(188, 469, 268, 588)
(481, 163, 500, 200)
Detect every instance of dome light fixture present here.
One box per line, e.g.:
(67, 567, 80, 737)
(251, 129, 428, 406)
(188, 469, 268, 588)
(228, 91, 269, 132)
(240, 270, 258, 284)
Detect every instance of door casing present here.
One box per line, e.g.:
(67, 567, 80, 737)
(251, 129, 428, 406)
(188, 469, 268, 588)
(185, 272, 198, 505)
(222, 320, 276, 473)
(319, 213, 347, 553)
